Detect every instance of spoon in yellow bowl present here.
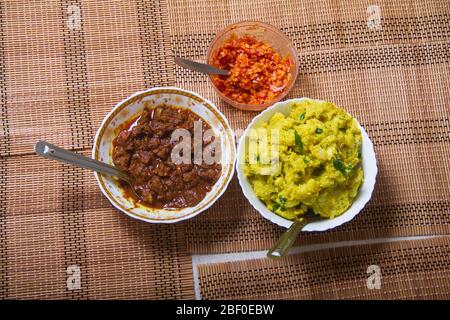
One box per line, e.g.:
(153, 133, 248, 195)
(267, 211, 322, 259)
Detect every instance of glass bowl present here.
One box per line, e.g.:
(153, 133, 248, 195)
(207, 21, 299, 111)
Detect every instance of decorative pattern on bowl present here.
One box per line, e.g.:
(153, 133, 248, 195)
(93, 87, 236, 223)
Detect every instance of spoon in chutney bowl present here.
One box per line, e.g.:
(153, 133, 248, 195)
(174, 56, 230, 76)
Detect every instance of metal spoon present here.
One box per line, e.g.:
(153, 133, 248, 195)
(34, 140, 133, 183)
(174, 56, 230, 76)
(267, 212, 322, 259)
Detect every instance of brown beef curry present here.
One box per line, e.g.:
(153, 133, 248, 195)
(112, 105, 221, 209)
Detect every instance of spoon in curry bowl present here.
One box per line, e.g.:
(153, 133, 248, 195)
(35, 140, 134, 186)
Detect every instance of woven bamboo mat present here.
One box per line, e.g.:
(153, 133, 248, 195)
(0, 0, 194, 299)
(197, 236, 450, 300)
(167, 0, 450, 253)
(0, 0, 448, 300)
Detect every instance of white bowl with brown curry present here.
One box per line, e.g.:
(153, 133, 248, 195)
(93, 87, 236, 223)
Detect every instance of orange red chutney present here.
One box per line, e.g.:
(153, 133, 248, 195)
(211, 35, 292, 105)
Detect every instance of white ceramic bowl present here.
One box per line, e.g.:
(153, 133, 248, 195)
(236, 98, 377, 231)
(93, 87, 236, 223)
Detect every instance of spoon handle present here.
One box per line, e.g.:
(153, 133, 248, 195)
(267, 218, 308, 259)
(34, 140, 132, 183)
(174, 56, 230, 76)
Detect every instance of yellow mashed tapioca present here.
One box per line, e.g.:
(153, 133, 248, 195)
(243, 100, 364, 220)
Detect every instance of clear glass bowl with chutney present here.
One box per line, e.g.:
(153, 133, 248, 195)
(207, 21, 299, 111)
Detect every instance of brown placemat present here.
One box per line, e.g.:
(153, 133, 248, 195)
(167, 0, 450, 253)
(198, 236, 450, 300)
(0, 0, 448, 300)
(0, 0, 194, 299)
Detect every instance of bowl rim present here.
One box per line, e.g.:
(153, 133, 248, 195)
(236, 97, 378, 230)
(206, 20, 299, 111)
(92, 86, 236, 224)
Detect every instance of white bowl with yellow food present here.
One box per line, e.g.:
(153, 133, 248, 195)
(236, 98, 377, 231)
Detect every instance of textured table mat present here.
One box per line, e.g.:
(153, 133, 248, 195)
(168, 0, 450, 253)
(0, 0, 193, 299)
(0, 0, 448, 299)
(198, 236, 450, 300)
